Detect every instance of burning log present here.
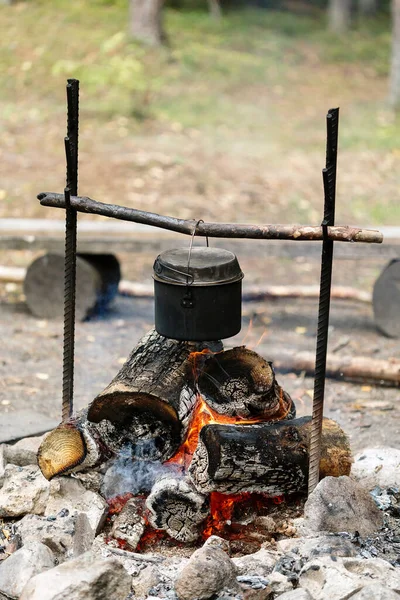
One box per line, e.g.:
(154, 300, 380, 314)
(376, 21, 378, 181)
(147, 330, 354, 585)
(188, 417, 351, 495)
(145, 477, 209, 542)
(196, 347, 295, 420)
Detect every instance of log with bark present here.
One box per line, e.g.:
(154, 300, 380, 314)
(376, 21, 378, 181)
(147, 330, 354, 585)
(38, 330, 223, 479)
(196, 347, 295, 420)
(273, 350, 400, 386)
(145, 477, 209, 542)
(188, 417, 351, 495)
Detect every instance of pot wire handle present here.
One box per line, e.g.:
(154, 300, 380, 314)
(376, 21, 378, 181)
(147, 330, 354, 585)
(186, 219, 208, 285)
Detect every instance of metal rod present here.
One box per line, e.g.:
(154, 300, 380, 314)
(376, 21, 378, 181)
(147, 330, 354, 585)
(308, 108, 339, 495)
(62, 79, 79, 422)
(37, 193, 383, 245)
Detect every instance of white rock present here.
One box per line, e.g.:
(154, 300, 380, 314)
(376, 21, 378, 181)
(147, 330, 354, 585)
(3, 434, 46, 467)
(0, 465, 50, 517)
(277, 535, 356, 559)
(17, 511, 94, 560)
(268, 570, 293, 595)
(276, 589, 313, 600)
(350, 583, 400, 599)
(131, 565, 161, 599)
(0, 445, 5, 487)
(0, 542, 54, 599)
(45, 476, 107, 534)
(342, 557, 400, 593)
(19, 551, 132, 600)
(303, 476, 383, 537)
(233, 547, 280, 577)
(351, 448, 400, 491)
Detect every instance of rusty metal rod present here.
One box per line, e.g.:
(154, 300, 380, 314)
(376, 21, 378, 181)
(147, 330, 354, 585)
(308, 108, 339, 495)
(62, 79, 79, 422)
(37, 193, 383, 244)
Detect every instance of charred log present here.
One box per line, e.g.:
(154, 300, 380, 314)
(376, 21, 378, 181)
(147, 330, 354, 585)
(88, 330, 222, 462)
(145, 477, 209, 542)
(188, 417, 351, 495)
(196, 347, 295, 420)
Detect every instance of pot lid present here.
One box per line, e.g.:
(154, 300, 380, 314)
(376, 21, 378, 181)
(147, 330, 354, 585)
(153, 247, 244, 286)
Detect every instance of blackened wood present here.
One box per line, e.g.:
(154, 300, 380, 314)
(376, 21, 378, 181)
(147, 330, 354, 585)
(88, 330, 223, 462)
(196, 347, 295, 420)
(23, 253, 120, 320)
(188, 417, 351, 495)
(37, 192, 383, 244)
(145, 477, 209, 542)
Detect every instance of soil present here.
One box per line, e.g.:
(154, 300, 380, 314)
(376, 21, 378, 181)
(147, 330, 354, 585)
(1, 251, 399, 454)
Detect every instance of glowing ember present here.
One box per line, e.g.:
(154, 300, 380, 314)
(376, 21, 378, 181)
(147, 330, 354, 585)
(107, 493, 133, 516)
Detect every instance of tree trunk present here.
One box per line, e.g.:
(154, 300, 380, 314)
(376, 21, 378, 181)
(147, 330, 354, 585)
(328, 0, 352, 33)
(129, 0, 165, 46)
(208, 0, 222, 19)
(358, 0, 377, 15)
(390, 0, 400, 108)
(189, 417, 351, 495)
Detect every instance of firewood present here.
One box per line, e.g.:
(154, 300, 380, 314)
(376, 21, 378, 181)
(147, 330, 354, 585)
(196, 347, 295, 420)
(273, 350, 400, 386)
(145, 476, 209, 542)
(188, 417, 351, 495)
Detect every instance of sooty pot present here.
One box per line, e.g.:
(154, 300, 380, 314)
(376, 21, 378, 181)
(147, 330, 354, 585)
(153, 247, 244, 341)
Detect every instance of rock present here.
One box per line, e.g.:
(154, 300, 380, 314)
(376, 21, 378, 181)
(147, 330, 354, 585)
(276, 590, 313, 600)
(175, 545, 238, 600)
(17, 511, 94, 560)
(70, 471, 103, 494)
(233, 547, 280, 577)
(19, 551, 132, 600)
(111, 497, 146, 551)
(350, 583, 400, 599)
(0, 445, 5, 487)
(299, 555, 400, 600)
(267, 571, 293, 595)
(131, 565, 161, 599)
(237, 575, 271, 600)
(351, 448, 400, 491)
(0, 542, 54, 600)
(276, 535, 356, 560)
(45, 477, 107, 534)
(203, 535, 230, 553)
(303, 476, 383, 537)
(0, 465, 50, 517)
(3, 435, 46, 467)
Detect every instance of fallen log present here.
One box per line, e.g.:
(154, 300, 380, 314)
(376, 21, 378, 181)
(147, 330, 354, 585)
(196, 347, 295, 420)
(145, 477, 209, 542)
(273, 350, 400, 386)
(38, 192, 384, 244)
(38, 330, 222, 479)
(188, 417, 351, 495)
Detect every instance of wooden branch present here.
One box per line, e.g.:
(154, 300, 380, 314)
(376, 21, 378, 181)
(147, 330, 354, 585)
(273, 351, 400, 386)
(38, 192, 383, 244)
(188, 417, 351, 495)
(0, 266, 26, 283)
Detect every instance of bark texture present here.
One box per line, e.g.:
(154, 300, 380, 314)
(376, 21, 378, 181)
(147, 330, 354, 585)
(358, 0, 377, 14)
(328, 0, 352, 32)
(129, 0, 165, 46)
(88, 330, 222, 461)
(390, 0, 400, 107)
(188, 417, 351, 495)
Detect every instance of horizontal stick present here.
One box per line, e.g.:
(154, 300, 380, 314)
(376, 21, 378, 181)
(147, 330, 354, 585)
(38, 192, 383, 244)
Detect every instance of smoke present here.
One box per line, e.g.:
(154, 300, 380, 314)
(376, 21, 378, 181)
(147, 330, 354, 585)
(101, 442, 181, 500)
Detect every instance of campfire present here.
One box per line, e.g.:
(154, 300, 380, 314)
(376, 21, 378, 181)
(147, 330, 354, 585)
(37, 329, 351, 551)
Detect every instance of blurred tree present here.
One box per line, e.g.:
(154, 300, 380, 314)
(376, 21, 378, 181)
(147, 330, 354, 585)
(390, 0, 400, 107)
(358, 0, 377, 14)
(129, 0, 165, 45)
(328, 0, 352, 32)
(208, 0, 222, 18)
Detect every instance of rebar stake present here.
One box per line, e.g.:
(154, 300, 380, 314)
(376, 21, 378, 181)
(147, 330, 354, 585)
(62, 79, 79, 422)
(308, 107, 339, 496)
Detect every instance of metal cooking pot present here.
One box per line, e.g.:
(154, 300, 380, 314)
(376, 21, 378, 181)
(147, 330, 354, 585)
(153, 247, 244, 341)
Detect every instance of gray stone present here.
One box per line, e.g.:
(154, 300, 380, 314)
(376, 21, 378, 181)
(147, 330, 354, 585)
(351, 583, 400, 599)
(17, 511, 94, 560)
(233, 547, 279, 577)
(303, 476, 383, 537)
(275, 590, 313, 600)
(0, 410, 58, 444)
(131, 565, 161, 599)
(277, 535, 356, 560)
(0, 465, 50, 517)
(342, 558, 400, 592)
(0, 446, 4, 487)
(351, 448, 400, 491)
(203, 535, 230, 552)
(0, 542, 54, 600)
(70, 471, 103, 494)
(19, 551, 132, 600)
(267, 571, 293, 595)
(111, 497, 146, 551)
(45, 477, 107, 534)
(3, 434, 46, 467)
(175, 545, 238, 600)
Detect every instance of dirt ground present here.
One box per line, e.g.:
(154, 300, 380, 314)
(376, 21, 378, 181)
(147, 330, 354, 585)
(1, 251, 399, 455)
